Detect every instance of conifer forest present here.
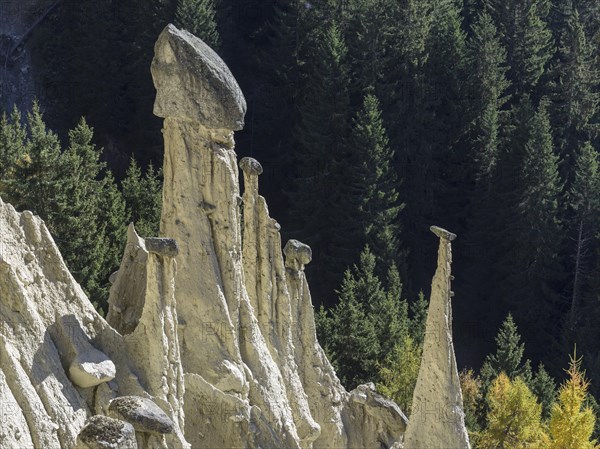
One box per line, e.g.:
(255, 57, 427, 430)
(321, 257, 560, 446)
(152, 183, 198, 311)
(2, 0, 600, 445)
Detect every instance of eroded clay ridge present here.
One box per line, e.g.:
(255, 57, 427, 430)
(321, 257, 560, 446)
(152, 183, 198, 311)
(0, 24, 409, 449)
(402, 226, 471, 449)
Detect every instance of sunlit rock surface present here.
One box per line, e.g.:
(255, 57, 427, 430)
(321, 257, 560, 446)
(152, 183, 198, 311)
(402, 226, 471, 449)
(0, 23, 478, 449)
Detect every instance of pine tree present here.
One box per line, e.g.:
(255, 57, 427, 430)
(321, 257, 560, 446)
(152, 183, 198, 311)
(53, 118, 109, 303)
(317, 246, 410, 389)
(344, 0, 398, 100)
(549, 6, 599, 183)
(461, 11, 512, 343)
(0, 106, 27, 195)
(409, 291, 428, 346)
(548, 352, 600, 449)
(531, 363, 557, 420)
(466, 12, 511, 181)
(567, 142, 600, 329)
(349, 94, 404, 274)
(385, 263, 410, 341)
(377, 0, 436, 294)
(492, 99, 563, 357)
(95, 172, 128, 312)
(322, 267, 380, 389)
(289, 20, 352, 302)
(480, 314, 533, 389)
(175, 0, 220, 49)
(484, 0, 554, 100)
(345, 246, 398, 361)
(422, 0, 471, 241)
(251, 0, 306, 196)
(122, 158, 163, 238)
(7, 102, 62, 220)
(476, 373, 548, 449)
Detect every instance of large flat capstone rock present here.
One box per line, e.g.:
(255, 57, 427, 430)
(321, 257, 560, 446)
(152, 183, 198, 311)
(109, 396, 174, 435)
(76, 415, 137, 449)
(151, 24, 246, 130)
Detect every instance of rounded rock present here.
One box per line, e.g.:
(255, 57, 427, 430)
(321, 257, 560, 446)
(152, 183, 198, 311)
(144, 238, 179, 258)
(284, 240, 312, 266)
(239, 157, 263, 176)
(151, 24, 246, 129)
(109, 396, 174, 435)
(76, 415, 137, 449)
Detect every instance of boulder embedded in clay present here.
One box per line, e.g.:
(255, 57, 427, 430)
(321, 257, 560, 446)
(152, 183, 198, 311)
(144, 237, 179, 258)
(151, 24, 246, 129)
(75, 415, 137, 449)
(108, 396, 174, 436)
(69, 346, 116, 388)
(283, 239, 312, 271)
(239, 157, 263, 175)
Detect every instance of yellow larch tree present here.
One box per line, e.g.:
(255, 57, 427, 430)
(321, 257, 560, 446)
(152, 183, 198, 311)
(476, 372, 547, 449)
(548, 352, 600, 449)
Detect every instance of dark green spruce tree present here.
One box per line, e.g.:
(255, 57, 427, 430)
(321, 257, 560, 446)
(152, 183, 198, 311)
(409, 291, 429, 346)
(0, 106, 27, 194)
(248, 0, 307, 207)
(349, 93, 404, 276)
(97, 171, 128, 310)
(122, 158, 163, 238)
(530, 362, 557, 419)
(484, 0, 554, 101)
(175, 0, 220, 49)
(317, 249, 381, 389)
(549, 5, 599, 183)
(317, 246, 409, 389)
(53, 119, 111, 303)
(7, 102, 62, 220)
(480, 314, 533, 386)
(478, 314, 534, 427)
(461, 11, 511, 351)
(379, 0, 435, 294)
(424, 0, 469, 232)
(465, 12, 511, 183)
(289, 21, 351, 303)
(566, 142, 600, 331)
(492, 99, 563, 361)
(344, 0, 397, 101)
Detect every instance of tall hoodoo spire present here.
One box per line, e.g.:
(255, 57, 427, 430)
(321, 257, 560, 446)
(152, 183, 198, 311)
(403, 226, 471, 449)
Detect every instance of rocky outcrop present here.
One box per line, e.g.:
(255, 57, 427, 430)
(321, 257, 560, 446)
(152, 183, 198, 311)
(151, 23, 246, 130)
(153, 23, 407, 449)
(0, 200, 103, 449)
(108, 396, 174, 435)
(106, 224, 188, 449)
(402, 226, 471, 449)
(0, 200, 188, 448)
(0, 22, 473, 449)
(75, 416, 137, 449)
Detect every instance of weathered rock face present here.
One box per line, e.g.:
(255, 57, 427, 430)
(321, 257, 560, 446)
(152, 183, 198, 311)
(106, 225, 188, 449)
(403, 226, 471, 449)
(151, 24, 246, 130)
(152, 23, 407, 449)
(0, 198, 188, 448)
(0, 22, 472, 449)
